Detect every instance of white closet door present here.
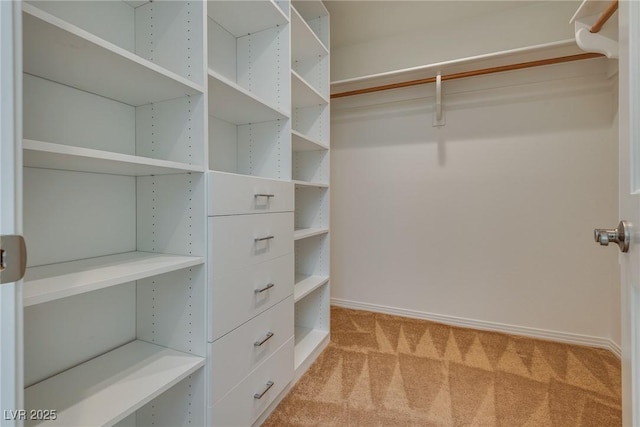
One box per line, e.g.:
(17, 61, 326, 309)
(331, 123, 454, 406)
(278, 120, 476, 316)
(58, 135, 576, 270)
(0, 1, 23, 425)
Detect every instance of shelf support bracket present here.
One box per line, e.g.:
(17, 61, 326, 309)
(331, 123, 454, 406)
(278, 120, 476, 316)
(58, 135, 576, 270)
(433, 72, 445, 127)
(570, 0, 619, 59)
(575, 20, 618, 59)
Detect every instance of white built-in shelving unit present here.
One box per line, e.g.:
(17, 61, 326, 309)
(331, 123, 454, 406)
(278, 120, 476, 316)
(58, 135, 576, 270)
(17, 0, 329, 425)
(291, 0, 331, 376)
(21, 1, 207, 426)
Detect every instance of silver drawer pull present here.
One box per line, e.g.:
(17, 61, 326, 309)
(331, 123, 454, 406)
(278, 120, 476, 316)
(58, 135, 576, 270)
(254, 235, 274, 242)
(254, 381, 274, 399)
(254, 193, 275, 198)
(254, 283, 275, 294)
(254, 332, 274, 347)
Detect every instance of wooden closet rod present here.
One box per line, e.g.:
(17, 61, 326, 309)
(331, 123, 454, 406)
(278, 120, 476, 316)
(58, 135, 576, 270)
(590, 0, 618, 33)
(331, 52, 603, 99)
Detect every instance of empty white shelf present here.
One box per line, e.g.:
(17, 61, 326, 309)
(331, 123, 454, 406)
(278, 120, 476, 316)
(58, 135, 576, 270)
(123, 1, 150, 8)
(292, 1, 329, 23)
(24, 340, 205, 427)
(24, 252, 204, 307)
(294, 327, 329, 370)
(294, 275, 329, 302)
(291, 7, 328, 62)
(293, 180, 329, 188)
(208, 69, 289, 124)
(23, 3, 204, 107)
(208, 0, 289, 37)
(292, 130, 329, 151)
(23, 140, 204, 176)
(292, 71, 328, 108)
(294, 227, 329, 241)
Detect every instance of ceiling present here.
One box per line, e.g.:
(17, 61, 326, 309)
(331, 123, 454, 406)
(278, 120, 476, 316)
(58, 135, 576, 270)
(324, 1, 541, 49)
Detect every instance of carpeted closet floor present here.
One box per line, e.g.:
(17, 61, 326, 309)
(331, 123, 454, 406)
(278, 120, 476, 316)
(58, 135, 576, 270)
(264, 307, 621, 426)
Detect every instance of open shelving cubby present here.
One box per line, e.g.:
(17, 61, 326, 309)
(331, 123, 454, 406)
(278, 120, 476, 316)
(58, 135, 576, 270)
(290, 0, 330, 377)
(25, 341, 205, 427)
(21, 1, 208, 425)
(294, 184, 329, 239)
(291, 3, 329, 98)
(294, 281, 330, 373)
(291, 74, 329, 186)
(292, 0, 330, 51)
(23, 2, 204, 104)
(294, 233, 329, 300)
(207, 0, 292, 180)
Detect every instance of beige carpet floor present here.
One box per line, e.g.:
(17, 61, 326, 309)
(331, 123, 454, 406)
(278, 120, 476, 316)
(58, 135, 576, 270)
(265, 307, 621, 426)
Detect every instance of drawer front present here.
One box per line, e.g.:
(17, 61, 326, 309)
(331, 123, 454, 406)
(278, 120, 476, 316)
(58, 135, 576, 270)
(208, 171, 294, 216)
(209, 253, 293, 341)
(209, 212, 293, 276)
(210, 297, 294, 404)
(211, 338, 294, 427)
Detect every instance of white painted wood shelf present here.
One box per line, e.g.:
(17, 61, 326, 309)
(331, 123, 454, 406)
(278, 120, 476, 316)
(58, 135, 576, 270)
(293, 1, 329, 25)
(23, 140, 204, 176)
(293, 180, 329, 188)
(208, 69, 289, 124)
(207, 0, 288, 38)
(294, 327, 329, 370)
(293, 227, 329, 241)
(331, 39, 587, 95)
(22, 3, 204, 107)
(292, 130, 329, 152)
(291, 6, 328, 62)
(24, 340, 205, 427)
(24, 252, 204, 307)
(294, 275, 329, 302)
(292, 70, 328, 108)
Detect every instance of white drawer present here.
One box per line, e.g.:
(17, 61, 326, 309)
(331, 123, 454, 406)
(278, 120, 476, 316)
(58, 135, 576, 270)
(209, 212, 293, 276)
(210, 338, 294, 427)
(210, 297, 294, 404)
(209, 253, 293, 341)
(207, 171, 294, 216)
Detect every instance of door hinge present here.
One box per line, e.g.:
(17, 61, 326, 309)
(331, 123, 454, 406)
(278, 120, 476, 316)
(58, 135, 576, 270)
(0, 235, 27, 284)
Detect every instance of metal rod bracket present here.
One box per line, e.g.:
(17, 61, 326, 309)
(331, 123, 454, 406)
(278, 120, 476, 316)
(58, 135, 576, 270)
(433, 72, 445, 127)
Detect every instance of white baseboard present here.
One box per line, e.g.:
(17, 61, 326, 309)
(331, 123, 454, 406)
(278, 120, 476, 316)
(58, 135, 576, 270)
(331, 298, 621, 359)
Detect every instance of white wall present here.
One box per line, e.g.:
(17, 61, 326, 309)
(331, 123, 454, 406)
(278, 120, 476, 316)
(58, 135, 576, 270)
(330, 1, 579, 81)
(330, 59, 621, 348)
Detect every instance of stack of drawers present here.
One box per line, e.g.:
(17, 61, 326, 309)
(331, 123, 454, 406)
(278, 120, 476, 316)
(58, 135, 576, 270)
(207, 171, 295, 426)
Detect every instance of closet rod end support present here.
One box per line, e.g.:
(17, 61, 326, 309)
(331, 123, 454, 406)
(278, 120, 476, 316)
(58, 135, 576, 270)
(433, 71, 446, 127)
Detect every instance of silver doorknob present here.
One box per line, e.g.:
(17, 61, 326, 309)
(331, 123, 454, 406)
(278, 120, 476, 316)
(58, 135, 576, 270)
(594, 220, 630, 253)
